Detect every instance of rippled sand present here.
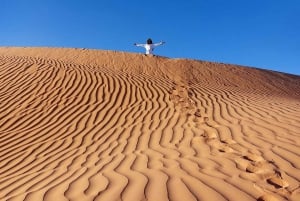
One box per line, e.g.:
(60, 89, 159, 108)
(0, 47, 300, 201)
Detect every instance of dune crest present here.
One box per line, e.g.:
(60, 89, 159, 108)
(0, 47, 299, 201)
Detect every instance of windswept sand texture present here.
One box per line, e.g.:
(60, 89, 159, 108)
(0, 47, 300, 201)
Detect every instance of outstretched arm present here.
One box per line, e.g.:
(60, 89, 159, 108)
(153, 41, 165, 47)
(134, 43, 146, 47)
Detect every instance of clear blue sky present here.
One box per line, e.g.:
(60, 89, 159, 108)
(2, 0, 300, 75)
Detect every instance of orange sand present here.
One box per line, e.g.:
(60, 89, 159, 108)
(0, 47, 299, 201)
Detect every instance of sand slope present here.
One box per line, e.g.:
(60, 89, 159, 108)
(0, 47, 299, 201)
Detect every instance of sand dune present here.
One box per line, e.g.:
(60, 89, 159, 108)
(0, 47, 299, 201)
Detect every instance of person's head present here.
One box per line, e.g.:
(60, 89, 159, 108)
(147, 38, 153, 44)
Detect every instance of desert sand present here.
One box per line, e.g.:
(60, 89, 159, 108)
(0, 47, 299, 201)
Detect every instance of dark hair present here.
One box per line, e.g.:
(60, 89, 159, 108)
(147, 38, 153, 44)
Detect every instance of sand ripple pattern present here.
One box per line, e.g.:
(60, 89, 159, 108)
(0, 51, 300, 201)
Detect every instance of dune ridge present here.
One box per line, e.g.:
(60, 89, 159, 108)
(0, 47, 299, 201)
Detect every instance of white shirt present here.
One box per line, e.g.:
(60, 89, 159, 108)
(135, 42, 164, 54)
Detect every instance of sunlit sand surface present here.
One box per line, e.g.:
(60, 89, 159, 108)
(0, 47, 300, 201)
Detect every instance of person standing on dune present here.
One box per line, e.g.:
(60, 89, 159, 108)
(134, 38, 165, 55)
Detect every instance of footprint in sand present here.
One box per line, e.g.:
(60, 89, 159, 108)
(243, 153, 264, 163)
(243, 154, 275, 176)
(218, 139, 239, 153)
(267, 177, 289, 189)
(200, 131, 217, 140)
(218, 146, 235, 153)
(221, 139, 237, 145)
(241, 153, 290, 200)
(245, 155, 289, 189)
(194, 109, 201, 117)
(245, 162, 273, 175)
(257, 194, 280, 201)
